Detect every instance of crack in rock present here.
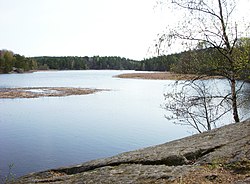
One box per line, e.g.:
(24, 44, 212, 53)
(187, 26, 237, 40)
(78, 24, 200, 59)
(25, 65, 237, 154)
(52, 145, 224, 176)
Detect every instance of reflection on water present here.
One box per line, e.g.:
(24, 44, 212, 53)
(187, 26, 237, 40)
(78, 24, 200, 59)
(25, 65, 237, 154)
(239, 82, 250, 120)
(0, 70, 249, 177)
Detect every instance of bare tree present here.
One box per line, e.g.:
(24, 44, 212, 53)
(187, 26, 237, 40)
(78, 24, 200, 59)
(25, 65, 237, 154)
(157, 0, 250, 123)
(163, 79, 232, 133)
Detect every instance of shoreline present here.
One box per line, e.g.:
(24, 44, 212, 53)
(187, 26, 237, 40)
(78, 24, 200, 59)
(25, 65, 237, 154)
(0, 69, 59, 75)
(1, 70, 224, 81)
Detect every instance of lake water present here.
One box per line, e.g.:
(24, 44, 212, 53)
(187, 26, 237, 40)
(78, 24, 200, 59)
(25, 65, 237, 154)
(0, 70, 249, 178)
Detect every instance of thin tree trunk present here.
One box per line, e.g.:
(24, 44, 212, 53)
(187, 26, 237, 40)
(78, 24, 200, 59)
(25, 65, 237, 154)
(231, 78, 240, 122)
(218, 0, 231, 51)
(218, 0, 240, 122)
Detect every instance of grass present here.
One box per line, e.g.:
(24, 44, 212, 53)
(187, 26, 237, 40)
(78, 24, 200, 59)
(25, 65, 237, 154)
(0, 164, 15, 184)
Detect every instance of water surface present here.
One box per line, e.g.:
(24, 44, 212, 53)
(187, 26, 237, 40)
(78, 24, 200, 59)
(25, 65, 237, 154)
(0, 70, 248, 177)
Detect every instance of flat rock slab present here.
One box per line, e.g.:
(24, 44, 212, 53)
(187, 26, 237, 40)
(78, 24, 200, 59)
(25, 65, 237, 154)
(0, 87, 104, 99)
(14, 119, 250, 183)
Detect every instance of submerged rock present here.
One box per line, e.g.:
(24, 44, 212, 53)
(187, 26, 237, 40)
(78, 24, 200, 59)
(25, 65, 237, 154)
(13, 119, 250, 183)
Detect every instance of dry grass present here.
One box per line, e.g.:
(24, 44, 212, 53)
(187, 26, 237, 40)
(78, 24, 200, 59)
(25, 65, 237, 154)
(0, 87, 104, 99)
(172, 165, 250, 184)
(115, 72, 223, 81)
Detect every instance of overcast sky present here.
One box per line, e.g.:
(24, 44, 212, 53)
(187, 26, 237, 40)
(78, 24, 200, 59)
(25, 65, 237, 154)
(0, 0, 249, 60)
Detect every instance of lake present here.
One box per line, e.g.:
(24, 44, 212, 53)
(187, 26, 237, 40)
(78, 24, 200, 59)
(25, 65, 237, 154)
(0, 70, 248, 178)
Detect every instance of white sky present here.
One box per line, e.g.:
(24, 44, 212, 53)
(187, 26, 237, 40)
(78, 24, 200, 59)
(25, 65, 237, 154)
(0, 0, 249, 60)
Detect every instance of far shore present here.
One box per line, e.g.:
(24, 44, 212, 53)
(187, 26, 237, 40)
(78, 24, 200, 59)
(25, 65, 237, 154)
(2, 70, 223, 81)
(0, 87, 104, 99)
(115, 72, 224, 80)
(1, 69, 225, 81)
(0, 69, 60, 75)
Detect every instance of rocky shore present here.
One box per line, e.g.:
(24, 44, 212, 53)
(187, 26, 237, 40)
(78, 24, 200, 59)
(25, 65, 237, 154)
(13, 119, 250, 184)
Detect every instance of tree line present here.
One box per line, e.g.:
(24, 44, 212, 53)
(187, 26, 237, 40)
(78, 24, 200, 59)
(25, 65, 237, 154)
(140, 37, 250, 80)
(1, 39, 249, 81)
(33, 55, 179, 72)
(0, 52, 142, 73)
(168, 37, 250, 80)
(0, 50, 37, 73)
(0, 50, 179, 74)
(32, 56, 141, 71)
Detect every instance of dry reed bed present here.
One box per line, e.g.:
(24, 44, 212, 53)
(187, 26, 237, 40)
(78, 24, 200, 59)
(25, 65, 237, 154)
(0, 87, 103, 99)
(115, 72, 223, 80)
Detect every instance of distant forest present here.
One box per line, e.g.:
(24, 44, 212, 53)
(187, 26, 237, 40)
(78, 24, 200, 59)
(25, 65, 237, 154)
(1, 43, 249, 80)
(33, 56, 141, 70)
(0, 50, 180, 73)
(0, 50, 182, 73)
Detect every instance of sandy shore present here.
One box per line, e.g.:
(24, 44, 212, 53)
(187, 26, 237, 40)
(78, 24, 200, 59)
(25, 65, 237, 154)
(115, 72, 223, 80)
(0, 87, 104, 99)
